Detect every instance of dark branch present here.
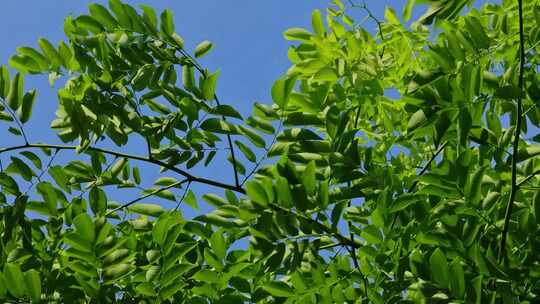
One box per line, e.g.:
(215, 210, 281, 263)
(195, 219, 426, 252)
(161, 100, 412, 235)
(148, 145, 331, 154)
(0, 143, 243, 194)
(499, 0, 525, 262)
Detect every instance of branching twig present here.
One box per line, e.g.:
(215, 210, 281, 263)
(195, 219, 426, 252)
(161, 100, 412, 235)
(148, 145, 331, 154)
(346, 0, 386, 58)
(499, 0, 525, 262)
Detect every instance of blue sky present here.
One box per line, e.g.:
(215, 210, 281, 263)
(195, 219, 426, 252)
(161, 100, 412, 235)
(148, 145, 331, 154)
(0, 1, 406, 217)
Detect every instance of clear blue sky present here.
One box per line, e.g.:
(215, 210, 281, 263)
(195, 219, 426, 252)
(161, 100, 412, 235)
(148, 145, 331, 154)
(0, 1, 405, 216)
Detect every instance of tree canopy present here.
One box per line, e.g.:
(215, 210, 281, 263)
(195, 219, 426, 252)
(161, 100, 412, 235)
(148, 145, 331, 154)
(0, 0, 537, 302)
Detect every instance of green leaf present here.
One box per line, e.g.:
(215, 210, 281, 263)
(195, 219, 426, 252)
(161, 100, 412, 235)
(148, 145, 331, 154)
(8, 156, 34, 181)
(430, 248, 450, 288)
(246, 180, 269, 206)
(200, 118, 238, 134)
(0, 66, 9, 98)
(108, 0, 131, 29)
(24, 270, 41, 303)
(407, 109, 427, 132)
(160, 9, 175, 36)
(36, 182, 57, 214)
(133, 167, 141, 184)
(6, 73, 23, 110)
(17, 89, 36, 123)
(75, 15, 104, 33)
(271, 76, 296, 107)
(103, 263, 133, 280)
(210, 230, 227, 260)
(88, 3, 118, 29)
(517, 144, 540, 162)
(48, 166, 70, 193)
(127, 203, 165, 217)
(449, 258, 465, 297)
(384, 6, 400, 24)
(390, 194, 420, 213)
(89, 187, 107, 215)
(154, 177, 181, 187)
(302, 161, 317, 195)
(184, 190, 198, 209)
(312, 9, 325, 36)
(465, 166, 486, 205)
(137, 4, 156, 28)
(20, 151, 42, 169)
(38, 38, 62, 69)
(201, 193, 228, 208)
(131, 64, 154, 91)
(212, 104, 242, 120)
(235, 140, 256, 162)
(193, 269, 220, 283)
(239, 125, 266, 148)
(16, 46, 48, 70)
(3, 263, 25, 298)
(201, 70, 219, 100)
(9, 55, 41, 73)
(111, 157, 128, 177)
(283, 28, 312, 42)
(182, 65, 196, 90)
(194, 40, 214, 58)
(263, 281, 294, 297)
(0, 172, 21, 196)
(73, 213, 95, 242)
(403, 0, 415, 22)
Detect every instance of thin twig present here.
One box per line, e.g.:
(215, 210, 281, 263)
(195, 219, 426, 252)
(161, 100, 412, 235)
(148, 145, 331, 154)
(346, 184, 368, 302)
(175, 180, 192, 210)
(214, 94, 240, 187)
(499, 0, 525, 262)
(517, 169, 540, 188)
(347, 0, 386, 58)
(107, 179, 189, 215)
(21, 148, 59, 197)
(241, 120, 283, 186)
(0, 97, 29, 144)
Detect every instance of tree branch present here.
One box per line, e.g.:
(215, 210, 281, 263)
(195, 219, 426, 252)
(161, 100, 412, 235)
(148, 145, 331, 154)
(499, 0, 525, 262)
(0, 143, 243, 194)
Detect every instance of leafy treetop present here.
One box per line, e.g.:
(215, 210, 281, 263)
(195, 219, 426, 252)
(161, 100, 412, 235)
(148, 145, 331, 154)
(0, 0, 538, 303)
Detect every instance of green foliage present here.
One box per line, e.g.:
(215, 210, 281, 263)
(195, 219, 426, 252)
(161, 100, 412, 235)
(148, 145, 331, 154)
(0, 0, 538, 302)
